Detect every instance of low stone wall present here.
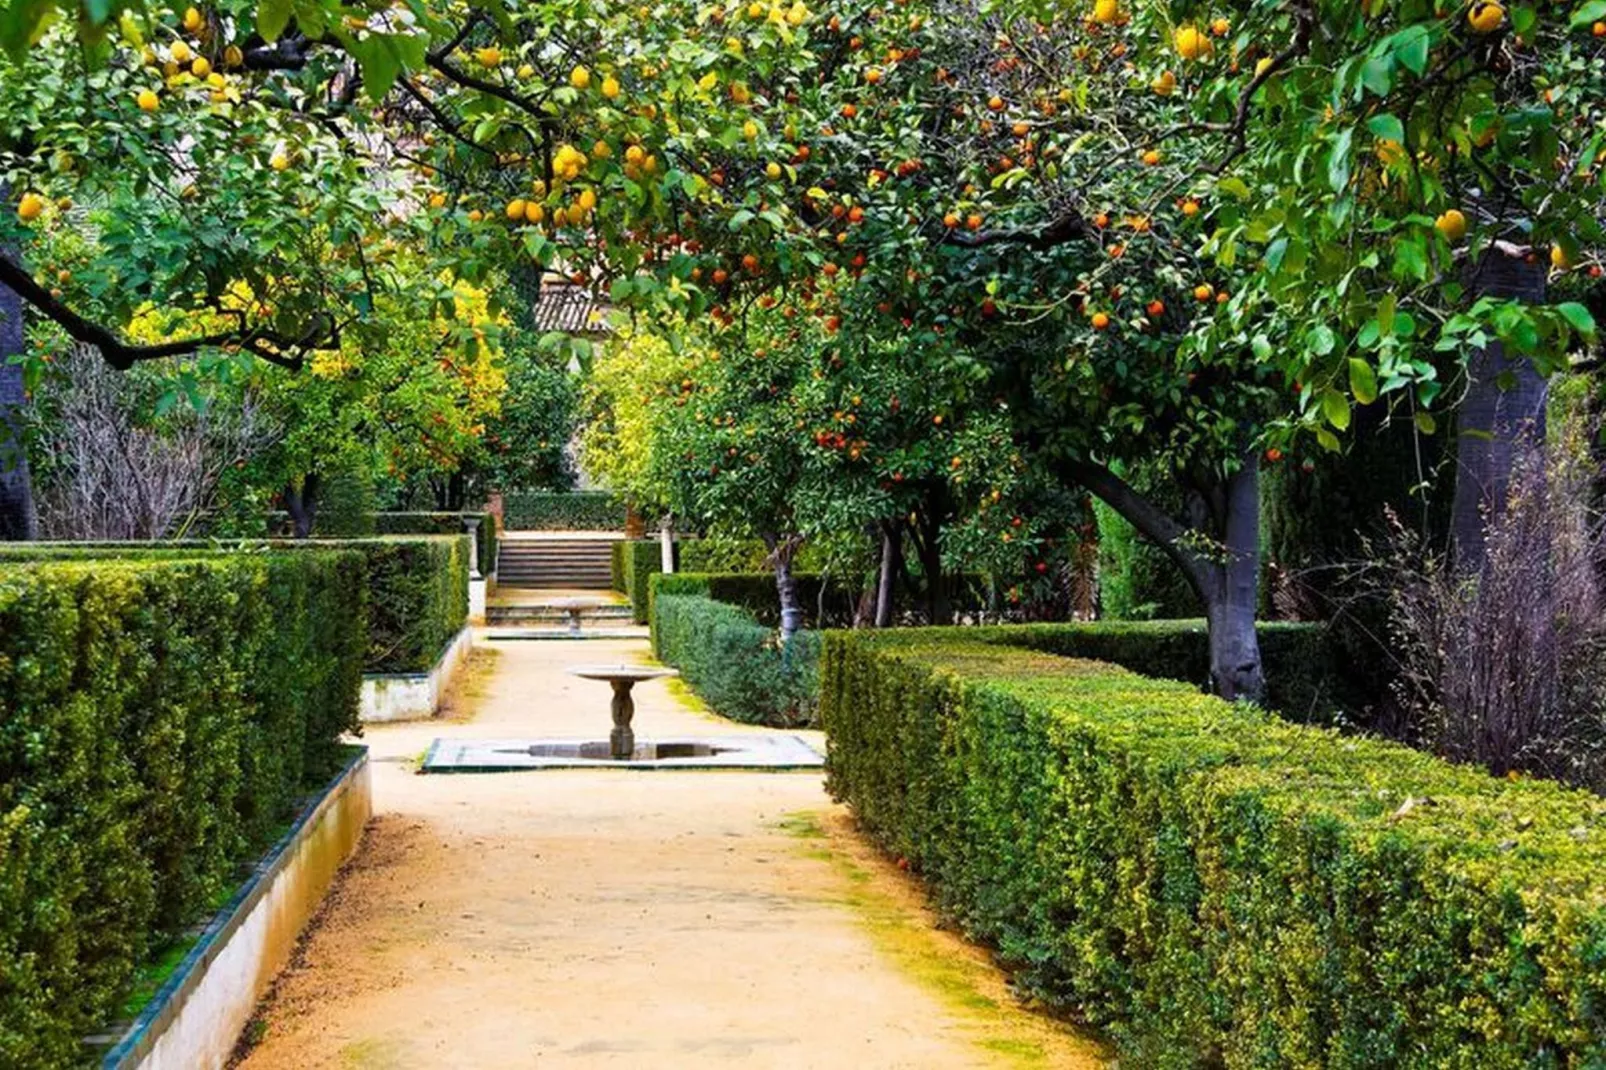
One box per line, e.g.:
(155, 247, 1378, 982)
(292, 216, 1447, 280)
(359, 625, 473, 722)
(103, 749, 372, 1070)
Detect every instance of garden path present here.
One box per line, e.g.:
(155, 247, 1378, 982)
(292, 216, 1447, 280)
(232, 635, 1107, 1069)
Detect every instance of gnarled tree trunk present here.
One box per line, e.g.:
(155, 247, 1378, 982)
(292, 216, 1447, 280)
(1073, 450, 1265, 701)
(875, 522, 898, 627)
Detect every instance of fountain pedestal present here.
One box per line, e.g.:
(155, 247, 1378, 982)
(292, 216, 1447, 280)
(567, 665, 679, 759)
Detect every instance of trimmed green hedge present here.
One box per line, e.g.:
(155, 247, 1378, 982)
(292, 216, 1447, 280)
(0, 536, 469, 675)
(503, 490, 622, 531)
(954, 619, 1356, 724)
(372, 512, 495, 576)
(0, 553, 366, 1066)
(649, 570, 852, 629)
(651, 593, 819, 727)
(613, 539, 669, 623)
(822, 631, 1606, 1066)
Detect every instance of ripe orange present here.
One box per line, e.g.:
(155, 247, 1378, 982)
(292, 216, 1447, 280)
(943, 211, 960, 228)
(987, 95, 1005, 112)
(1146, 299, 1165, 317)
(1194, 283, 1214, 302)
(1181, 199, 1200, 216)
(965, 213, 983, 230)
(1142, 149, 1161, 166)
(16, 192, 45, 222)
(742, 253, 760, 272)
(1090, 312, 1111, 330)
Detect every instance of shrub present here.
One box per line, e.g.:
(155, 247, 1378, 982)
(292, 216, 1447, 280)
(0, 536, 469, 675)
(371, 512, 495, 576)
(651, 593, 819, 727)
(951, 619, 1360, 724)
(821, 630, 1606, 1066)
(0, 553, 365, 1066)
(503, 490, 622, 531)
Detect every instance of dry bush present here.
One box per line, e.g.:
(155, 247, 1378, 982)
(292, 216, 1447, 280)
(1375, 430, 1606, 790)
(29, 344, 280, 540)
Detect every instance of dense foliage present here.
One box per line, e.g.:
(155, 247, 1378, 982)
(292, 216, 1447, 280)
(502, 489, 623, 531)
(0, 534, 470, 673)
(0, 551, 365, 1066)
(651, 592, 819, 726)
(822, 629, 1606, 1066)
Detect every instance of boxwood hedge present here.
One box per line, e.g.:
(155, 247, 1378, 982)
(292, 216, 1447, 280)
(0, 537, 468, 675)
(821, 630, 1606, 1066)
(371, 512, 495, 576)
(503, 490, 622, 531)
(0, 552, 366, 1067)
(651, 592, 818, 727)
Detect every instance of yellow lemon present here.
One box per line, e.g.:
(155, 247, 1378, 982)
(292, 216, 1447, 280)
(191, 56, 211, 77)
(137, 89, 160, 112)
(1434, 209, 1467, 241)
(270, 150, 290, 171)
(786, 2, 808, 25)
(525, 203, 545, 223)
(1174, 26, 1212, 60)
(743, 120, 759, 140)
(1151, 69, 1177, 95)
(747, 1, 765, 17)
(224, 44, 242, 67)
(517, 63, 534, 78)
(428, 193, 447, 209)
(601, 75, 620, 99)
(476, 47, 501, 67)
(1467, 1, 1504, 34)
(1551, 244, 1572, 270)
(16, 192, 45, 222)
(570, 64, 591, 89)
(506, 198, 527, 220)
(1092, 0, 1119, 24)
(578, 188, 597, 210)
(766, 161, 782, 179)
(171, 40, 192, 64)
(182, 6, 203, 31)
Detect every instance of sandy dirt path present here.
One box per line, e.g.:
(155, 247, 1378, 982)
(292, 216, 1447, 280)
(233, 636, 1108, 1069)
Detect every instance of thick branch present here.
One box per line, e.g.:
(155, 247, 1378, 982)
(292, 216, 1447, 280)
(942, 208, 1096, 251)
(0, 253, 316, 370)
(1068, 458, 1213, 601)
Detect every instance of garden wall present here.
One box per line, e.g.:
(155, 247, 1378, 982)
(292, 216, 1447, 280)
(821, 630, 1606, 1065)
(0, 552, 367, 1067)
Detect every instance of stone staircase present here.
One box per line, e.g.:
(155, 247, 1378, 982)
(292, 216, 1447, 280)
(486, 601, 636, 627)
(495, 537, 616, 589)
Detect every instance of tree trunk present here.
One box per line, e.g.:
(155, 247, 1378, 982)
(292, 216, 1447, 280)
(1206, 455, 1265, 700)
(763, 533, 804, 641)
(1451, 250, 1548, 571)
(284, 472, 320, 538)
(660, 515, 675, 573)
(1070, 454, 1265, 702)
(875, 523, 897, 627)
(0, 231, 37, 541)
(1451, 251, 1549, 572)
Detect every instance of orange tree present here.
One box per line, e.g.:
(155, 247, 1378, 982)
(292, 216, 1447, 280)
(7, 0, 1605, 691)
(330, 0, 1603, 696)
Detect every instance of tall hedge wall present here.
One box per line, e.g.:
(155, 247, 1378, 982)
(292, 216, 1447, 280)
(503, 490, 622, 531)
(651, 593, 819, 727)
(371, 512, 495, 576)
(0, 536, 469, 675)
(821, 631, 1606, 1066)
(0, 553, 366, 1067)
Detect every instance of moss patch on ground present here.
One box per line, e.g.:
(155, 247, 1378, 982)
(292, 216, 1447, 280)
(778, 809, 1111, 1070)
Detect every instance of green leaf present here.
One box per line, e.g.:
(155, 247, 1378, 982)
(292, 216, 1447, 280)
(1216, 176, 1251, 200)
(1391, 25, 1432, 76)
(1307, 324, 1336, 357)
(1366, 113, 1405, 145)
(1360, 55, 1394, 97)
(258, 0, 293, 41)
(1572, 1, 1606, 28)
(1557, 302, 1597, 338)
(1414, 411, 1438, 435)
(1321, 388, 1352, 430)
(1327, 128, 1354, 194)
(1348, 358, 1379, 405)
